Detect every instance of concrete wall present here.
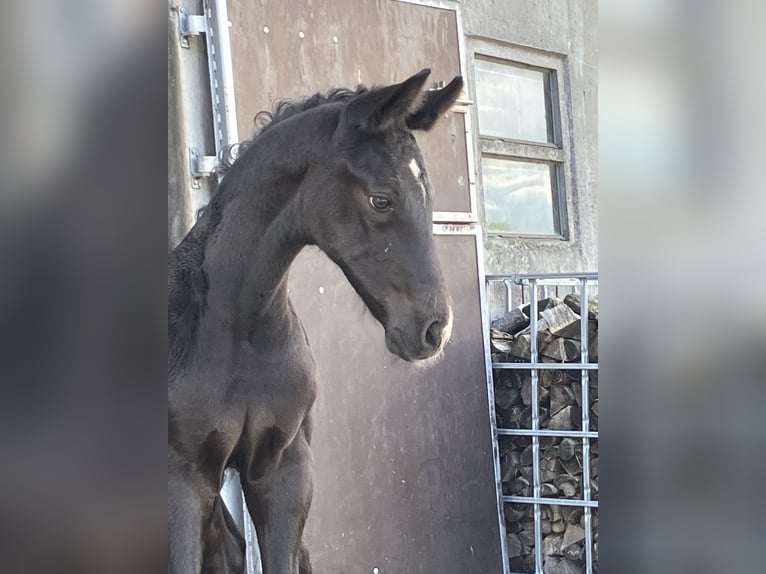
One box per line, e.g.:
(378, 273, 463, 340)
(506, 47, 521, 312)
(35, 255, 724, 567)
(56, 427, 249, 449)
(458, 0, 598, 275)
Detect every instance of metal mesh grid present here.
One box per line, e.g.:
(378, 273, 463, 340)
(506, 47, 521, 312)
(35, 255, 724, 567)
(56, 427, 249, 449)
(487, 273, 598, 574)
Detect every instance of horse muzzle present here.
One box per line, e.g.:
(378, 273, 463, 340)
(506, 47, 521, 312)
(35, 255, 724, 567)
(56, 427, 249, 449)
(385, 305, 453, 362)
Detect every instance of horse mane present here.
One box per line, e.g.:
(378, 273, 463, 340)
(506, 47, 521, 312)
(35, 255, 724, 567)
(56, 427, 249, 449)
(169, 84, 369, 379)
(217, 85, 370, 180)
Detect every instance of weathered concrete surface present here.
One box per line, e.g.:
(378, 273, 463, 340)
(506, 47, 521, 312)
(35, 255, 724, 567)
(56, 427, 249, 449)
(459, 0, 598, 275)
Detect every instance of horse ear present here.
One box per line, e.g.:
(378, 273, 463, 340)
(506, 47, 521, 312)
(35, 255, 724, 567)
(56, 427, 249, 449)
(406, 75, 464, 132)
(345, 69, 431, 132)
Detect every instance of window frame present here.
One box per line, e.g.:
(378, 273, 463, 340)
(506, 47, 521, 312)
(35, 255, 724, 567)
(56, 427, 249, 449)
(471, 41, 572, 241)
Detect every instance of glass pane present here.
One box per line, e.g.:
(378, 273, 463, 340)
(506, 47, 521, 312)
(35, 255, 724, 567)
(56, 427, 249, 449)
(475, 59, 552, 143)
(482, 157, 557, 235)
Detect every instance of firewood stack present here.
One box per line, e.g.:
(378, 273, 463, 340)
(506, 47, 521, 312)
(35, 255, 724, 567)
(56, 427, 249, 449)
(490, 294, 598, 574)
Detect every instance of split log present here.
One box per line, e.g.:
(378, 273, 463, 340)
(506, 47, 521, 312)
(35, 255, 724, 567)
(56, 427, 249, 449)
(521, 377, 550, 406)
(561, 524, 585, 550)
(558, 438, 577, 461)
(543, 534, 564, 556)
(518, 529, 536, 547)
(554, 475, 578, 498)
(540, 368, 567, 388)
(564, 543, 584, 561)
(540, 483, 559, 497)
(490, 328, 514, 353)
(550, 384, 576, 417)
(521, 297, 561, 317)
(492, 307, 530, 335)
(495, 382, 520, 410)
(504, 503, 528, 522)
(543, 557, 582, 574)
(506, 533, 524, 558)
(539, 303, 582, 339)
(560, 454, 582, 476)
(563, 293, 598, 320)
(546, 405, 575, 430)
(541, 337, 581, 362)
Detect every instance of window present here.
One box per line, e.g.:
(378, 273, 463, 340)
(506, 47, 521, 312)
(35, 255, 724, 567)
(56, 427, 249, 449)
(475, 57, 566, 237)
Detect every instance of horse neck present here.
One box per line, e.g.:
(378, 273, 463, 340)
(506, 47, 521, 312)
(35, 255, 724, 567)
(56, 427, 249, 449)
(202, 138, 314, 335)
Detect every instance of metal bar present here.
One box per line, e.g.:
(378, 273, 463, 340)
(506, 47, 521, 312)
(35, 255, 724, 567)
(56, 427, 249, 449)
(476, 233, 511, 573)
(504, 281, 513, 313)
(205, 0, 239, 159)
(486, 272, 597, 281)
(528, 281, 543, 574)
(580, 278, 593, 574)
(503, 496, 598, 508)
(492, 362, 598, 370)
(497, 428, 598, 439)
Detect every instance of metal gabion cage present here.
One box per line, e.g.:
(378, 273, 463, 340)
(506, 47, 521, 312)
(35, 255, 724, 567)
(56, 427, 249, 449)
(486, 273, 599, 574)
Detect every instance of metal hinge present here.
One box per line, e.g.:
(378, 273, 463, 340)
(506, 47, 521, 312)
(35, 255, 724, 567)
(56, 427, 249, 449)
(189, 148, 217, 188)
(179, 9, 207, 48)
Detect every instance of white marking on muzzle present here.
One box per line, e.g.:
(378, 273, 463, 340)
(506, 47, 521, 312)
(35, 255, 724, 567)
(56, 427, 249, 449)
(440, 306, 454, 351)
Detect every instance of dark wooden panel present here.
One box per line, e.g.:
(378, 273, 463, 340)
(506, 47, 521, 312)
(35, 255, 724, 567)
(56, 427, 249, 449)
(288, 235, 502, 574)
(228, 0, 470, 213)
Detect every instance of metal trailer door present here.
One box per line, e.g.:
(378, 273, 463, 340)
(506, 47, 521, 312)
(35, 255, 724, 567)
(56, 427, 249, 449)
(221, 1, 503, 572)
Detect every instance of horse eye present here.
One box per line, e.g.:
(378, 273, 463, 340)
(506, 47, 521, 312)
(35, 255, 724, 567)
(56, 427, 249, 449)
(369, 195, 392, 212)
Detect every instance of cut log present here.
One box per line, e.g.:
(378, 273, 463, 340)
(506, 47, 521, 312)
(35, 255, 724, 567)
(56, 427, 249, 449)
(543, 534, 564, 556)
(560, 454, 582, 476)
(547, 405, 575, 430)
(540, 303, 581, 338)
(549, 384, 576, 417)
(558, 438, 577, 461)
(492, 307, 530, 335)
(551, 520, 566, 534)
(504, 503, 527, 522)
(500, 450, 521, 482)
(543, 557, 582, 574)
(554, 475, 578, 498)
(564, 543, 584, 561)
(541, 337, 581, 362)
(540, 368, 567, 388)
(522, 297, 561, 317)
(563, 293, 598, 320)
(494, 382, 520, 410)
(506, 533, 524, 558)
(561, 523, 586, 549)
(540, 483, 559, 497)
(519, 529, 536, 547)
(564, 507, 584, 525)
(490, 328, 514, 353)
(521, 377, 550, 407)
(512, 476, 531, 497)
(521, 405, 550, 429)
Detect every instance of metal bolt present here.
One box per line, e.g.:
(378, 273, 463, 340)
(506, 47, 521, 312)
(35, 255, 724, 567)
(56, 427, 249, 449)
(332, 35, 339, 44)
(298, 31, 305, 39)
(263, 26, 270, 33)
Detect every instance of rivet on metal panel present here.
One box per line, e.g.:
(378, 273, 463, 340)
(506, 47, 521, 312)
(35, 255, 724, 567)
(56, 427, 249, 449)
(332, 35, 339, 44)
(263, 26, 270, 34)
(298, 31, 305, 39)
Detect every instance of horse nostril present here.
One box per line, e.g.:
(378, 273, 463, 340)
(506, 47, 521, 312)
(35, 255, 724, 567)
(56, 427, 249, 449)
(424, 320, 442, 350)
